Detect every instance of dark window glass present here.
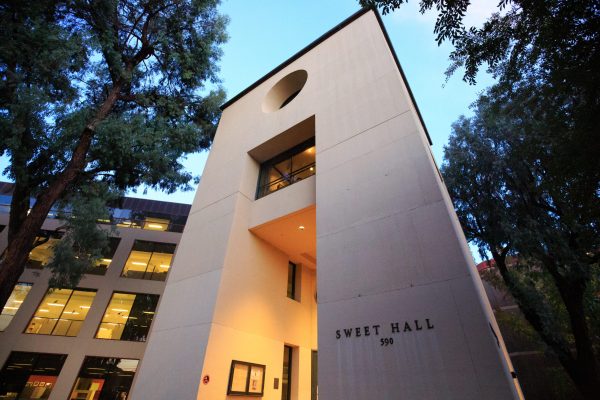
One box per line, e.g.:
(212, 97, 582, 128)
(0, 225, 5, 232)
(287, 262, 297, 300)
(0, 351, 67, 399)
(111, 208, 186, 232)
(257, 138, 315, 199)
(96, 292, 159, 342)
(122, 240, 176, 281)
(281, 346, 292, 400)
(69, 357, 138, 400)
(26, 232, 62, 269)
(88, 237, 121, 275)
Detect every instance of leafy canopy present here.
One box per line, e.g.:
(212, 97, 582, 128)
(0, 0, 228, 290)
(1, 0, 228, 194)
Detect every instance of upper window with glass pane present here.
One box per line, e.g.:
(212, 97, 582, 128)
(26, 234, 119, 275)
(0, 283, 32, 331)
(25, 288, 96, 337)
(96, 292, 159, 341)
(26, 233, 61, 269)
(121, 240, 176, 281)
(87, 237, 121, 275)
(256, 138, 315, 199)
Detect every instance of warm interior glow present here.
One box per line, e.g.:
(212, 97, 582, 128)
(250, 206, 316, 269)
(27, 289, 96, 336)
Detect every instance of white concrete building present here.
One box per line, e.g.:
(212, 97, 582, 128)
(131, 8, 522, 400)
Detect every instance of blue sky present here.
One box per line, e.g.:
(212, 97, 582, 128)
(133, 0, 497, 203)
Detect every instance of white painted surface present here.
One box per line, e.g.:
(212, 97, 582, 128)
(132, 9, 520, 400)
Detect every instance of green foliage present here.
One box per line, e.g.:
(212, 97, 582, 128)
(442, 77, 600, 393)
(47, 182, 118, 287)
(0, 1, 228, 287)
(1, 0, 228, 193)
(361, 1, 600, 90)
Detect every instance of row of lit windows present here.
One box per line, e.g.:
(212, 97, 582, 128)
(27, 238, 176, 282)
(0, 195, 187, 233)
(1, 283, 158, 341)
(0, 351, 138, 400)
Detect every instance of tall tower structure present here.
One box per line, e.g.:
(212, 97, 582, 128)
(131, 9, 521, 400)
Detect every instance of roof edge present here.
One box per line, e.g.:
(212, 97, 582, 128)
(220, 7, 432, 145)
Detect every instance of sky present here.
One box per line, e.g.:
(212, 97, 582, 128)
(132, 0, 497, 204)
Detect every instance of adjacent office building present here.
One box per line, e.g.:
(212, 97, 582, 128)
(0, 182, 190, 399)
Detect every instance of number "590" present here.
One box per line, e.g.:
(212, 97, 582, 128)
(380, 337, 394, 346)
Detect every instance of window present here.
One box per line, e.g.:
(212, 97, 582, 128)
(69, 357, 139, 400)
(87, 237, 121, 275)
(256, 138, 315, 199)
(111, 208, 187, 232)
(0, 283, 33, 331)
(227, 361, 266, 396)
(287, 262, 297, 300)
(25, 288, 96, 336)
(121, 240, 176, 281)
(281, 346, 293, 400)
(0, 351, 67, 400)
(26, 233, 61, 269)
(96, 292, 159, 342)
(141, 216, 170, 231)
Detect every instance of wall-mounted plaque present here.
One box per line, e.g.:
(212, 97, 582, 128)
(227, 360, 266, 396)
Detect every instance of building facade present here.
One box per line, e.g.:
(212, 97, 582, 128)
(0, 183, 190, 400)
(131, 8, 522, 400)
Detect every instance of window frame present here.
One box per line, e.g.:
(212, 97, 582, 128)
(121, 240, 176, 281)
(24, 287, 97, 337)
(282, 345, 293, 400)
(0, 351, 67, 399)
(256, 137, 316, 199)
(287, 262, 297, 300)
(227, 360, 266, 397)
(68, 356, 139, 400)
(0, 282, 33, 332)
(94, 291, 159, 342)
(87, 237, 121, 275)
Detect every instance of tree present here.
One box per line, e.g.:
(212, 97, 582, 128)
(442, 77, 600, 398)
(0, 0, 228, 308)
(361, 1, 599, 397)
(361, 1, 600, 85)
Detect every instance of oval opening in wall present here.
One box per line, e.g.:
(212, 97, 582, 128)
(262, 70, 308, 113)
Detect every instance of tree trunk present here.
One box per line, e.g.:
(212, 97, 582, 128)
(493, 252, 600, 399)
(0, 85, 121, 308)
(555, 278, 600, 399)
